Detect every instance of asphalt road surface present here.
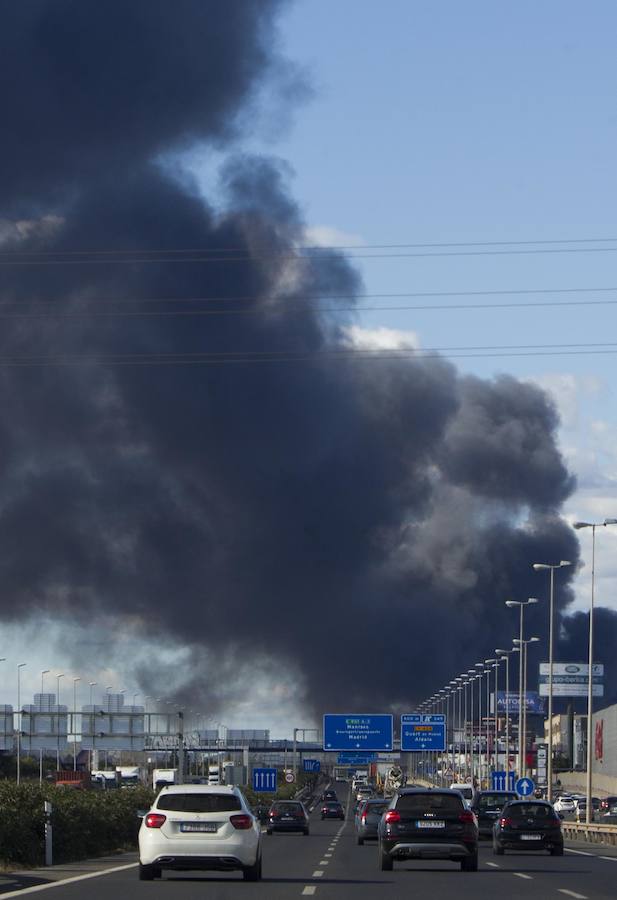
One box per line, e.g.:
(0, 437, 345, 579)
(1, 782, 616, 899)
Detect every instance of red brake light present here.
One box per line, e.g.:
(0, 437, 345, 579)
(145, 813, 166, 828)
(384, 810, 401, 824)
(459, 810, 476, 824)
(499, 816, 513, 828)
(230, 814, 253, 830)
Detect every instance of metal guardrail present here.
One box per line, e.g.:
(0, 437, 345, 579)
(563, 822, 617, 846)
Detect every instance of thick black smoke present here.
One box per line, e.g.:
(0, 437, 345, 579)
(0, 2, 594, 721)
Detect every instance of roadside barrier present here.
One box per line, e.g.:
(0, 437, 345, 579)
(562, 822, 617, 846)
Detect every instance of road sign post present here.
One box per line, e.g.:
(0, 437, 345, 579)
(515, 776, 535, 797)
(323, 714, 393, 751)
(252, 767, 277, 792)
(401, 714, 446, 752)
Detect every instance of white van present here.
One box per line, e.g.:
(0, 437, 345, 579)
(450, 783, 474, 802)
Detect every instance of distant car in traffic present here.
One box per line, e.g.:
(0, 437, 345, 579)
(320, 789, 338, 802)
(574, 797, 600, 822)
(138, 784, 262, 881)
(553, 795, 576, 815)
(354, 798, 389, 844)
(356, 786, 373, 803)
(470, 790, 518, 838)
(321, 800, 345, 820)
(600, 796, 617, 815)
(267, 800, 310, 835)
(493, 800, 563, 856)
(377, 788, 478, 871)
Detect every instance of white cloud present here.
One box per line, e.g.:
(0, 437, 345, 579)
(343, 324, 420, 351)
(303, 224, 365, 248)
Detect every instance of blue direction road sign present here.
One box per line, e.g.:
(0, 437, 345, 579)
(401, 714, 446, 752)
(323, 714, 393, 752)
(516, 776, 535, 797)
(303, 759, 321, 773)
(337, 753, 375, 766)
(252, 767, 277, 792)
(491, 771, 517, 791)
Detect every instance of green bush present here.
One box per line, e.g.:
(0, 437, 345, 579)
(0, 783, 154, 867)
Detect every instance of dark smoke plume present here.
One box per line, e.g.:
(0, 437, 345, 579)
(0, 2, 595, 721)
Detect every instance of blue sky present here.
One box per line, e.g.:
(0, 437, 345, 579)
(266, 0, 617, 614)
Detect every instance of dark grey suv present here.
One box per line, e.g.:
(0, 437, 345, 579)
(377, 788, 478, 871)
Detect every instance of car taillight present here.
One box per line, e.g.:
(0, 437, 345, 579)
(230, 814, 253, 830)
(384, 810, 401, 825)
(459, 810, 476, 824)
(361, 813, 368, 824)
(145, 813, 166, 828)
(499, 816, 513, 827)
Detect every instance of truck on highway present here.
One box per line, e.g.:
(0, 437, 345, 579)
(116, 766, 147, 787)
(153, 768, 178, 790)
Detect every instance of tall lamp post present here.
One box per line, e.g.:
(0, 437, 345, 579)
(72, 677, 81, 771)
(532, 560, 572, 801)
(475, 663, 485, 785)
(496, 648, 520, 774)
(506, 598, 539, 775)
(56, 673, 65, 771)
(573, 518, 617, 824)
(484, 659, 497, 774)
(16, 663, 26, 784)
(513, 637, 540, 776)
(467, 670, 477, 784)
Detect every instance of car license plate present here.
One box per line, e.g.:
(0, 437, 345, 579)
(520, 834, 542, 840)
(417, 820, 445, 828)
(180, 822, 218, 833)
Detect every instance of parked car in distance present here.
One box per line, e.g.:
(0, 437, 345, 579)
(321, 800, 345, 820)
(470, 790, 518, 838)
(267, 800, 310, 835)
(355, 798, 389, 844)
(138, 784, 261, 881)
(377, 788, 478, 872)
(493, 800, 563, 856)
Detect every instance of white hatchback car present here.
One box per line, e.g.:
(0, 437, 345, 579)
(553, 796, 576, 815)
(138, 784, 262, 881)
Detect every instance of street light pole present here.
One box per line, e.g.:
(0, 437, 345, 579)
(496, 648, 519, 775)
(467, 670, 477, 785)
(506, 598, 539, 775)
(56, 673, 65, 771)
(513, 637, 540, 777)
(484, 659, 497, 775)
(533, 560, 571, 801)
(573, 518, 617, 824)
(16, 663, 26, 784)
(73, 677, 81, 771)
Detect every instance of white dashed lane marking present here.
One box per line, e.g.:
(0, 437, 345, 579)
(485, 861, 500, 868)
(513, 872, 533, 879)
(312, 870, 324, 878)
(558, 890, 588, 900)
(301, 887, 316, 896)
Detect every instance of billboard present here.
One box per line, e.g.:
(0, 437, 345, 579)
(495, 691, 545, 715)
(539, 662, 604, 697)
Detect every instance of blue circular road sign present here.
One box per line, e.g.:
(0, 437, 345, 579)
(515, 777, 535, 796)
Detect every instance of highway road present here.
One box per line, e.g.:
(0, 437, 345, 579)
(1, 782, 616, 899)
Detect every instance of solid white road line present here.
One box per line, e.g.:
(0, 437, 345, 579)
(302, 887, 317, 896)
(0, 863, 138, 899)
(558, 890, 588, 900)
(565, 848, 594, 856)
(312, 870, 324, 878)
(513, 872, 533, 879)
(598, 856, 617, 861)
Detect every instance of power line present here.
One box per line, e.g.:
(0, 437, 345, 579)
(2, 340, 617, 368)
(1, 246, 617, 266)
(2, 235, 617, 256)
(3, 285, 617, 318)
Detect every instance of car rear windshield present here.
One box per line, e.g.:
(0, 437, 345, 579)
(365, 802, 388, 814)
(272, 802, 302, 813)
(325, 802, 341, 808)
(396, 793, 463, 814)
(156, 793, 242, 813)
(508, 803, 555, 819)
(477, 793, 516, 809)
